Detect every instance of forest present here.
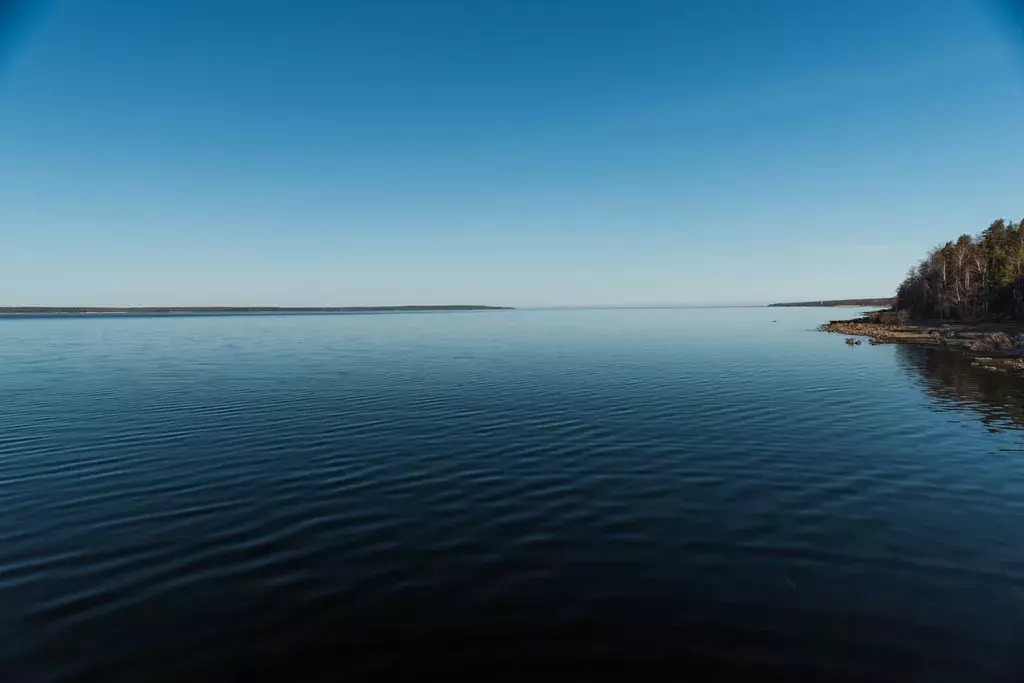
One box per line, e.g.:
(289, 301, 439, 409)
(895, 218, 1024, 321)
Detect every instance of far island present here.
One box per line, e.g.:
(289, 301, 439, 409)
(0, 305, 513, 315)
(768, 298, 894, 308)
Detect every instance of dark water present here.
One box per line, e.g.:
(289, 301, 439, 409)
(2, 308, 1023, 682)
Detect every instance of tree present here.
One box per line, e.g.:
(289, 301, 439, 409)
(894, 216, 1024, 320)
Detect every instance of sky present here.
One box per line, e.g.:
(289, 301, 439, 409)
(1, 0, 1023, 307)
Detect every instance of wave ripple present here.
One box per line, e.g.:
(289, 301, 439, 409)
(1, 309, 1023, 682)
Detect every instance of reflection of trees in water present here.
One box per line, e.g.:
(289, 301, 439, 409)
(895, 345, 1024, 433)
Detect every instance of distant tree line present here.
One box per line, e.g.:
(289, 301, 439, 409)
(895, 218, 1024, 320)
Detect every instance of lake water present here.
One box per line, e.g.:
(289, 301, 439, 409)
(2, 308, 1023, 681)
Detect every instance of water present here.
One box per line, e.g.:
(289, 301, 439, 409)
(2, 308, 1023, 681)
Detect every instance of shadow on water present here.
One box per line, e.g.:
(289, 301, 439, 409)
(895, 344, 1024, 433)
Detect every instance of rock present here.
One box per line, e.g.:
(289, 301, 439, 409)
(966, 333, 1013, 352)
(989, 332, 1012, 348)
(845, 338, 857, 345)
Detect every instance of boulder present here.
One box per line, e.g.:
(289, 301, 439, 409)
(989, 332, 1012, 348)
(966, 333, 1012, 353)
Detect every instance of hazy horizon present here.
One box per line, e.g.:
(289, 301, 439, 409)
(0, 298, 895, 310)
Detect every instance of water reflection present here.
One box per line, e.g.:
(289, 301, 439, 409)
(896, 344, 1024, 433)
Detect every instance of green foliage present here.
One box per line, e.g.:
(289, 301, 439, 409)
(895, 217, 1024, 320)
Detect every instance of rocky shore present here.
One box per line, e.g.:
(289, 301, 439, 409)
(821, 315, 1024, 374)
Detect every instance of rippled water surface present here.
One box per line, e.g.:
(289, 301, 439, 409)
(2, 308, 1024, 681)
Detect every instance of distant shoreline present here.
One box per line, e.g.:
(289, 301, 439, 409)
(768, 298, 894, 308)
(0, 305, 513, 316)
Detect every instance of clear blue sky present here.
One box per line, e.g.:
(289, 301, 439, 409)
(2, 0, 1023, 307)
